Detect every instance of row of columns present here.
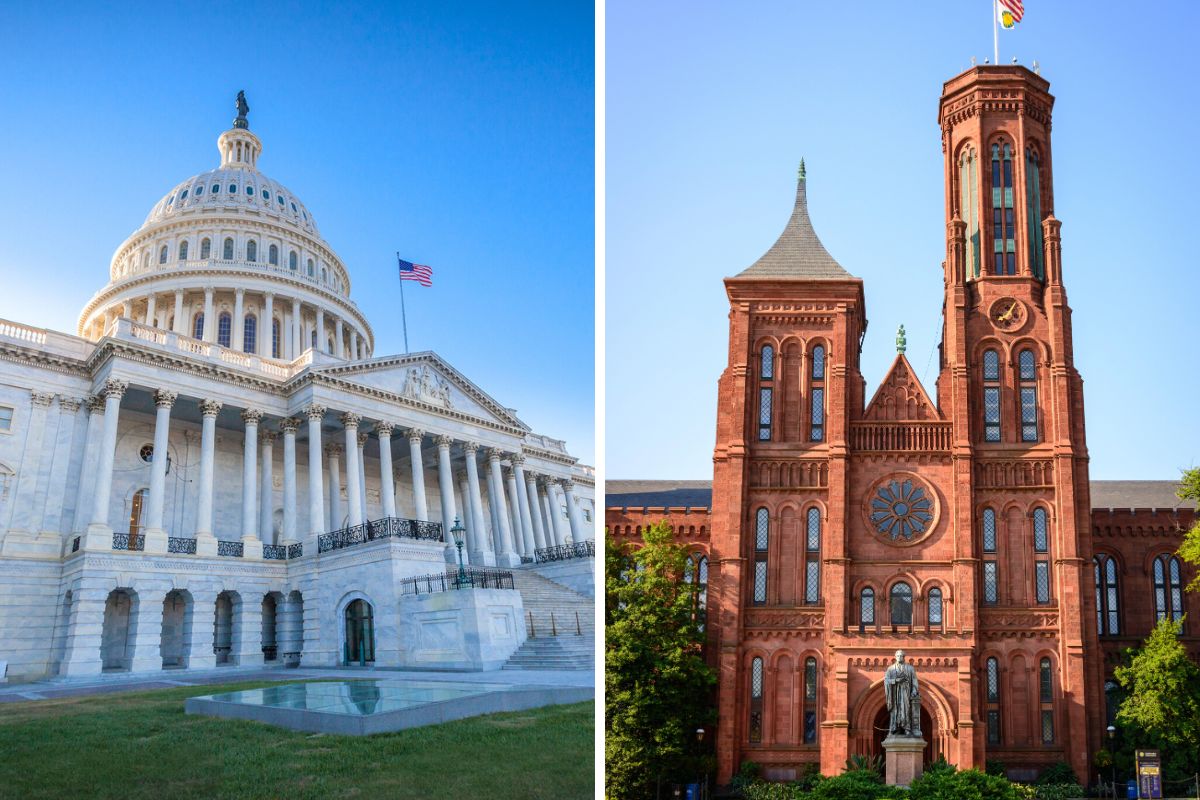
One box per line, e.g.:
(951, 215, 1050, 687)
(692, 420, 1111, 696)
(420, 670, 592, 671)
(77, 379, 589, 561)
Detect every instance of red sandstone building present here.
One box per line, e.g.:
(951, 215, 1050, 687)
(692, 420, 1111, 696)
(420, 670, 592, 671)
(607, 66, 1198, 785)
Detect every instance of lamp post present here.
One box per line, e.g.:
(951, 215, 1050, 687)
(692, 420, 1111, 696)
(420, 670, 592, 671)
(695, 727, 706, 800)
(1107, 725, 1116, 800)
(450, 516, 467, 588)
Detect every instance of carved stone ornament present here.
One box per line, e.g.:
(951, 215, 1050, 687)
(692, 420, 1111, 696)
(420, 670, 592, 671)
(510, 452, 526, 466)
(435, 434, 454, 449)
(304, 404, 326, 420)
(341, 411, 361, 428)
(279, 417, 300, 434)
(463, 441, 479, 455)
(325, 443, 344, 457)
(487, 447, 505, 462)
(59, 397, 83, 413)
(30, 391, 55, 407)
(400, 364, 453, 409)
(375, 421, 395, 437)
(102, 379, 129, 399)
(85, 395, 105, 414)
(241, 408, 264, 425)
(357, 432, 369, 447)
(259, 429, 277, 444)
(200, 399, 223, 417)
(154, 389, 178, 409)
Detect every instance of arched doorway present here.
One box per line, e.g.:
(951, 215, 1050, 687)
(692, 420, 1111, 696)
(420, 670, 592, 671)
(101, 589, 135, 671)
(261, 593, 280, 662)
(343, 599, 375, 665)
(871, 705, 935, 768)
(160, 590, 191, 668)
(214, 591, 236, 664)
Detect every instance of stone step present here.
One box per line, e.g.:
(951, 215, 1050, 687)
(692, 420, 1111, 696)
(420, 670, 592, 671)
(501, 632, 595, 671)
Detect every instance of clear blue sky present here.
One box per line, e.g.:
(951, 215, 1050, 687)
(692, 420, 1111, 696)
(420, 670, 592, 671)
(607, 0, 1200, 481)
(0, 2, 594, 464)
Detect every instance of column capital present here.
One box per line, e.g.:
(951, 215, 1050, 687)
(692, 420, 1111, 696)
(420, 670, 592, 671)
(204, 286, 214, 297)
(200, 399, 223, 417)
(235, 287, 245, 297)
(435, 434, 454, 449)
(263, 290, 274, 301)
(101, 379, 128, 400)
(59, 396, 83, 413)
(560, 478, 576, 492)
(30, 391, 55, 407)
(376, 421, 395, 437)
(502, 466, 514, 480)
(510, 451, 526, 466)
(487, 447, 506, 463)
(241, 408, 264, 425)
(153, 389, 179, 409)
(357, 431, 369, 448)
(408, 428, 425, 443)
(325, 443, 344, 457)
(85, 394, 105, 414)
(260, 429, 278, 444)
(464, 441, 480, 455)
(279, 417, 300, 434)
(303, 403, 326, 420)
(537, 475, 554, 490)
(341, 411, 362, 428)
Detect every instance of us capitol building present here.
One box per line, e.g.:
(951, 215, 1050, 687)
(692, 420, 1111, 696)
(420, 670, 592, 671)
(0, 96, 595, 681)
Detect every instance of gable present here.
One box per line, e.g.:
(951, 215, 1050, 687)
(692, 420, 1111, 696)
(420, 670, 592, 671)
(863, 355, 940, 422)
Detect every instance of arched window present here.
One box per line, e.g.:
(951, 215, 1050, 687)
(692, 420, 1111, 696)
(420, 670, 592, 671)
(928, 587, 943, 627)
(289, 251, 298, 271)
(753, 508, 768, 604)
(322, 267, 328, 283)
(749, 657, 764, 743)
(985, 657, 1001, 743)
(128, 487, 148, 537)
(178, 240, 188, 260)
(217, 312, 232, 348)
(142, 251, 150, 270)
(991, 141, 1016, 275)
(310, 329, 317, 349)
(982, 507, 998, 604)
(271, 317, 281, 358)
(804, 507, 820, 604)
(1033, 507, 1050, 604)
(269, 244, 279, 265)
(200, 238, 211, 259)
(192, 312, 205, 340)
(890, 582, 913, 626)
(1039, 657, 1054, 744)
(802, 657, 818, 743)
(223, 237, 234, 260)
(959, 144, 981, 277)
(982, 349, 1001, 442)
(1094, 555, 1120, 635)
(246, 240, 257, 263)
(860, 587, 875, 627)
(1026, 146, 1045, 280)
(758, 344, 773, 441)
(696, 556, 708, 632)
(159, 245, 168, 264)
(243, 314, 257, 354)
(327, 335, 335, 354)
(810, 345, 825, 441)
(1153, 555, 1185, 623)
(307, 258, 315, 276)
(1018, 349, 1039, 442)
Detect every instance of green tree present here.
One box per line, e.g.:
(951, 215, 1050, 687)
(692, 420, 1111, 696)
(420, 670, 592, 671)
(605, 523, 717, 800)
(1177, 467, 1200, 592)
(1114, 617, 1200, 781)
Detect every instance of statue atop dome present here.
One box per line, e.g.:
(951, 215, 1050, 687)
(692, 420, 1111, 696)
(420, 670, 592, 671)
(234, 90, 250, 130)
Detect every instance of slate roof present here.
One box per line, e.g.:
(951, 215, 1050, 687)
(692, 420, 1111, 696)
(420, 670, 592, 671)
(606, 479, 1195, 512)
(734, 166, 855, 280)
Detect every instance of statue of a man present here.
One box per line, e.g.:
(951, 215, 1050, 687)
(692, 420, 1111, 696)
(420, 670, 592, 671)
(884, 649, 921, 737)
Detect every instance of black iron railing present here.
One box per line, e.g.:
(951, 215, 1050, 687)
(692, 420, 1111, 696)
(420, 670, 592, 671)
(168, 537, 197, 554)
(318, 516, 444, 554)
(113, 532, 145, 551)
(262, 544, 286, 560)
(520, 555, 534, 564)
(71, 537, 80, 553)
(217, 540, 244, 557)
(534, 540, 595, 563)
(399, 568, 515, 596)
(287, 543, 303, 559)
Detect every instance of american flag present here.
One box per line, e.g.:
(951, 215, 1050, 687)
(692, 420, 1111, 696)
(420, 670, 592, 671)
(999, 0, 1023, 23)
(397, 257, 433, 287)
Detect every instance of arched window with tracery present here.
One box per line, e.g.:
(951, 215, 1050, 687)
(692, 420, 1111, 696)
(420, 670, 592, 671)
(1019, 349, 1039, 442)
(178, 240, 188, 261)
(1039, 657, 1055, 744)
(749, 656, 764, 743)
(1033, 507, 1050, 604)
(243, 314, 257, 354)
(271, 318, 281, 358)
(223, 237, 234, 260)
(991, 140, 1017, 275)
(985, 656, 1001, 744)
(890, 582, 913, 626)
(1026, 146, 1045, 279)
(159, 245, 168, 264)
(860, 587, 875, 629)
(802, 657, 818, 743)
(928, 587, 943, 628)
(810, 345, 825, 441)
(753, 508, 768, 605)
(246, 240, 257, 263)
(982, 507, 998, 604)
(217, 312, 232, 348)
(983, 349, 1001, 442)
(200, 237, 211, 259)
(959, 144, 981, 277)
(192, 312, 205, 340)
(1153, 554, 1185, 624)
(758, 344, 774, 441)
(1094, 555, 1120, 635)
(805, 507, 820, 604)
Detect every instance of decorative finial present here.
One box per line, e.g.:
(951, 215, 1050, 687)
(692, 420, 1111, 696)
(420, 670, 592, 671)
(234, 90, 250, 130)
(896, 324, 907, 355)
(798, 158, 806, 182)
(971, 56, 977, 67)
(1032, 59, 1040, 74)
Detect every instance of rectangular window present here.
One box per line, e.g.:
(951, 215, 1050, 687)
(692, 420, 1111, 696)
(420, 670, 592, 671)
(1035, 561, 1050, 604)
(759, 388, 772, 441)
(804, 711, 817, 744)
(987, 711, 1001, 744)
(753, 561, 767, 604)
(750, 658, 764, 743)
(810, 387, 824, 442)
(983, 561, 998, 604)
(1021, 387, 1038, 442)
(805, 561, 820, 604)
(0, 406, 12, 432)
(1041, 711, 1054, 744)
(984, 387, 1001, 442)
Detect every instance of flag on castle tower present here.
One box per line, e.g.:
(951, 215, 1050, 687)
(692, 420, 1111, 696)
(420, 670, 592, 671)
(997, 0, 1023, 29)
(397, 257, 433, 287)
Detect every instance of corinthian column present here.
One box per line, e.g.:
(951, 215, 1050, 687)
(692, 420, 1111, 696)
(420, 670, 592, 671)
(356, 431, 368, 521)
(195, 399, 221, 555)
(143, 389, 177, 554)
(259, 430, 276, 545)
(408, 429, 428, 522)
(562, 478, 585, 544)
(487, 449, 519, 566)
(341, 413, 362, 527)
(326, 444, 344, 530)
(72, 396, 105, 534)
(524, 471, 549, 551)
(456, 471, 476, 564)
(503, 467, 526, 557)
(463, 443, 492, 566)
(280, 418, 298, 546)
(510, 453, 537, 554)
(82, 379, 127, 551)
(240, 409, 264, 558)
(376, 422, 397, 518)
(541, 476, 566, 547)
(305, 405, 326, 547)
(435, 436, 458, 562)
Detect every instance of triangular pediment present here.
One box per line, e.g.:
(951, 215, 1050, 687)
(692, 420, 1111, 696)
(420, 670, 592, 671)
(310, 351, 530, 430)
(863, 354, 940, 421)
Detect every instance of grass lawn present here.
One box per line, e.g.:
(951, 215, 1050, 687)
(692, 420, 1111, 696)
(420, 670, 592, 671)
(0, 680, 594, 800)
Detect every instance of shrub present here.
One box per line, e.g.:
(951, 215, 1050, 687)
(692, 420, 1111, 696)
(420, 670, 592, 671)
(908, 765, 1023, 800)
(741, 780, 801, 800)
(985, 759, 1007, 777)
(1034, 762, 1078, 787)
(1032, 784, 1085, 800)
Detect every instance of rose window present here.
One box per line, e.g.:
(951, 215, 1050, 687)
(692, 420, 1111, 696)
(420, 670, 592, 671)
(870, 478, 933, 541)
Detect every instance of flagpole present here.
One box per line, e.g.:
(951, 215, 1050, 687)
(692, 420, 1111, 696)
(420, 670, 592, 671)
(396, 251, 409, 354)
(993, 0, 999, 65)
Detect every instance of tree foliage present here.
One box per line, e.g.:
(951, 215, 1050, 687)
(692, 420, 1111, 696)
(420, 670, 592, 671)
(604, 523, 717, 800)
(1178, 467, 1200, 592)
(1114, 616, 1200, 780)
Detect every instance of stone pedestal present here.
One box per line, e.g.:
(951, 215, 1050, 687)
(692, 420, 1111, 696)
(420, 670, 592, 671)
(883, 734, 926, 787)
(396, 588, 526, 671)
